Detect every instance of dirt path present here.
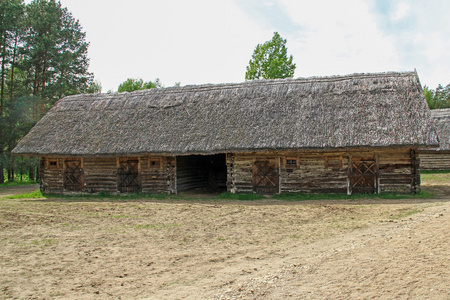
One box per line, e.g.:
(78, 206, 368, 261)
(0, 182, 449, 299)
(206, 201, 450, 299)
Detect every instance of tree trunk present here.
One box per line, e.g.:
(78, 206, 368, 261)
(9, 32, 18, 100)
(7, 167, 13, 182)
(29, 166, 35, 181)
(0, 25, 5, 184)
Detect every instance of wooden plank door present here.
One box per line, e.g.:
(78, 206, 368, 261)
(350, 157, 377, 194)
(118, 159, 141, 193)
(253, 159, 279, 194)
(64, 158, 83, 191)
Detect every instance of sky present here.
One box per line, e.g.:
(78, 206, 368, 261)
(55, 0, 450, 92)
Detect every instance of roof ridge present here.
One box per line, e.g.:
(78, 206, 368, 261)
(62, 71, 417, 102)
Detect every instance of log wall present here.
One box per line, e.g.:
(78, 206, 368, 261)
(141, 156, 176, 194)
(84, 157, 117, 193)
(227, 148, 418, 194)
(420, 151, 450, 170)
(40, 147, 419, 195)
(40, 157, 64, 193)
(39, 155, 176, 194)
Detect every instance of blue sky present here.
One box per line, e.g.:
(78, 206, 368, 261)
(57, 0, 450, 91)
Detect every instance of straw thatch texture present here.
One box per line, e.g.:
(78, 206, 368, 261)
(430, 108, 449, 151)
(13, 71, 438, 156)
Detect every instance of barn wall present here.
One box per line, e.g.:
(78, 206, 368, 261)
(227, 148, 417, 194)
(227, 153, 253, 193)
(378, 148, 417, 193)
(420, 151, 450, 170)
(84, 157, 117, 193)
(141, 156, 176, 194)
(39, 148, 418, 195)
(40, 157, 64, 193)
(40, 155, 176, 194)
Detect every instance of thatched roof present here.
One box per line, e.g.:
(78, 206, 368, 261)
(430, 108, 450, 151)
(13, 71, 438, 156)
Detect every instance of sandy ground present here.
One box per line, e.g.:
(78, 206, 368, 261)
(0, 178, 449, 299)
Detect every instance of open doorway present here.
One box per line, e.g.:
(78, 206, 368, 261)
(176, 154, 227, 193)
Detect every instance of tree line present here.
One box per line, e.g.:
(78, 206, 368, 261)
(0, 0, 97, 183)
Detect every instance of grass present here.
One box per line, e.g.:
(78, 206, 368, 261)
(273, 190, 434, 201)
(5, 191, 171, 201)
(421, 170, 450, 174)
(216, 192, 264, 200)
(5, 189, 435, 201)
(421, 172, 450, 182)
(32, 238, 58, 248)
(388, 208, 423, 219)
(6, 190, 45, 199)
(0, 181, 38, 187)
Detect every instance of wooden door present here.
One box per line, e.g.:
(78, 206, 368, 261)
(253, 159, 279, 194)
(64, 159, 83, 191)
(118, 159, 141, 193)
(350, 157, 377, 194)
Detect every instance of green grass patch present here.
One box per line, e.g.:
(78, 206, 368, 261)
(0, 181, 38, 187)
(273, 190, 434, 201)
(32, 238, 58, 247)
(42, 191, 170, 200)
(384, 208, 424, 220)
(421, 170, 450, 174)
(6, 190, 45, 199)
(217, 192, 264, 200)
(421, 172, 450, 182)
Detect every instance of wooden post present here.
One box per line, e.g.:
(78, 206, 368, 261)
(411, 148, 420, 193)
(375, 154, 380, 194)
(347, 155, 352, 195)
(116, 157, 120, 193)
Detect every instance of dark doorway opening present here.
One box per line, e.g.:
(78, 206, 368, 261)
(176, 154, 227, 193)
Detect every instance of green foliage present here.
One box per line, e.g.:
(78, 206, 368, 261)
(118, 78, 162, 92)
(245, 32, 296, 80)
(85, 80, 102, 94)
(0, 0, 95, 183)
(22, 0, 93, 104)
(424, 84, 450, 109)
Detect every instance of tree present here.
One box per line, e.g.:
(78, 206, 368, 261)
(245, 32, 296, 80)
(21, 0, 92, 114)
(0, 0, 25, 183)
(0, 0, 95, 183)
(424, 84, 450, 109)
(85, 80, 101, 94)
(118, 78, 162, 92)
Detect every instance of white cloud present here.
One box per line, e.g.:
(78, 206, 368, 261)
(279, 0, 402, 77)
(60, 0, 268, 91)
(54, 0, 450, 91)
(392, 2, 410, 21)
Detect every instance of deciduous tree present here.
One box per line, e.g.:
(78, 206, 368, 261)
(245, 32, 296, 80)
(118, 78, 162, 92)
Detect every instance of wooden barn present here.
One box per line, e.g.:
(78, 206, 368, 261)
(420, 108, 450, 170)
(13, 71, 439, 195)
